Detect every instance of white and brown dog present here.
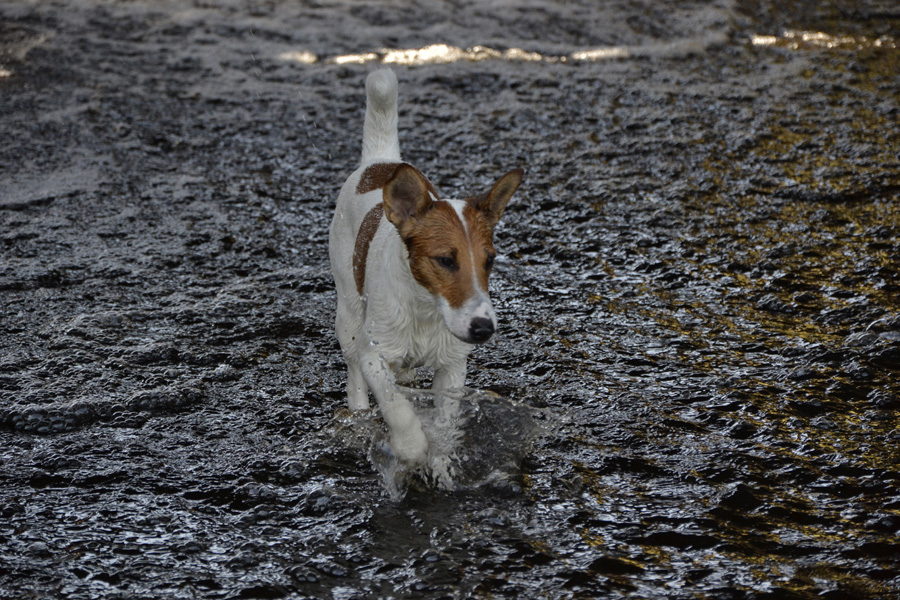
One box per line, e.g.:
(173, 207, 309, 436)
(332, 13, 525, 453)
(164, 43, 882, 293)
(329, 69, 523, 464)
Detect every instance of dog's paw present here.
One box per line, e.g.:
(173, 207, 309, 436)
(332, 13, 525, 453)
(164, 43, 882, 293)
(390, 422, 429, 465)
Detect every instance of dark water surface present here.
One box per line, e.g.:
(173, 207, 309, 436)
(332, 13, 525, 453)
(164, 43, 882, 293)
(2, 1, 899, 598)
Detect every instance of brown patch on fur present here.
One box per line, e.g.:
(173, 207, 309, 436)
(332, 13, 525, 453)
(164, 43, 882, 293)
(401, 201, 499, 310)
(405, 202, 474, 309)
(353, 203, 384, 295)
(357, 163, 399, 195)
(357, 162, 439, 198)
(361, 167, 519, 309)
(462, 202, 497, 293)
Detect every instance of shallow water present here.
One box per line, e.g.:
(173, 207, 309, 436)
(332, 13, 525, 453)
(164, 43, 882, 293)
(2, 0, 899, 598)
(360, 388, 548, 499)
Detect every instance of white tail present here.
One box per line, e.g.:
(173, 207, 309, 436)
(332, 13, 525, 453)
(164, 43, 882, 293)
(361, 69, 401, 164)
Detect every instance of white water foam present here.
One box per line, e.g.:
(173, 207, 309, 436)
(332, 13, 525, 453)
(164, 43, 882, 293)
(329, 387, 548, 500)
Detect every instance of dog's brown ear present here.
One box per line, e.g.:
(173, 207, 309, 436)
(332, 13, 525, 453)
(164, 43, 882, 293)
(383, 164, 433, 235)
(471, 168, 523, 228)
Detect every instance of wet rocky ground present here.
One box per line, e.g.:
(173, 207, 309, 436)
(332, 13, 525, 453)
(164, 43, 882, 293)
(1, 0, 899, 598)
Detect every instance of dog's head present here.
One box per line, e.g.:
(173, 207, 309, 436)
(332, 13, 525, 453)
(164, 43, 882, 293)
(382, 164, 523, 345)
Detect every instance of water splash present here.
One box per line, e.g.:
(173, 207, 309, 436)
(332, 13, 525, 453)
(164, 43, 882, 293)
(329, 388, 548, 500)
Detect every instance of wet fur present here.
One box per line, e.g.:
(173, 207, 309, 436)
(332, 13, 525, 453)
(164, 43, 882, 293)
(328, 69, 522, 464)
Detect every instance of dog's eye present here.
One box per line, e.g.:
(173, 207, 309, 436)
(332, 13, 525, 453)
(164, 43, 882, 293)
(485, 253, 496, 272)
(434, 256, 458, 271)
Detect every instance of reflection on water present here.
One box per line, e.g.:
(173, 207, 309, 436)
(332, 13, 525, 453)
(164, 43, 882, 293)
(752, 30, 897, 50)
(279, 34, 731, 67)
(684, 36, 900, 474)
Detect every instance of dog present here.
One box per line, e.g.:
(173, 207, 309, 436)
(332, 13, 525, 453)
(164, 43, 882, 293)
(328, 68, 523, 464)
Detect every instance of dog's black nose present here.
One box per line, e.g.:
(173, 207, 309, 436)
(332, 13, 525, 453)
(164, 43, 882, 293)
(469, 318, 495, 344)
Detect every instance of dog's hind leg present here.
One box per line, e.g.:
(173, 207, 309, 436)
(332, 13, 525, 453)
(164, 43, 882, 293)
(335, 300, 370, 411)
(345, 362, 369, 411)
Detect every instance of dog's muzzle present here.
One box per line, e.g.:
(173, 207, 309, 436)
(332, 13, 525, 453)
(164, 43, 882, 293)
(468, 317, 495, 344)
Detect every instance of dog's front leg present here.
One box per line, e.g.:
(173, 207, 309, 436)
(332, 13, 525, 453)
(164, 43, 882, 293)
(361, 352, 428, 464)
(432, 360, 466, 430)
(428, 361, 468, 488)
(432, 361, 466, 424)
(432, 360, 467, 392)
